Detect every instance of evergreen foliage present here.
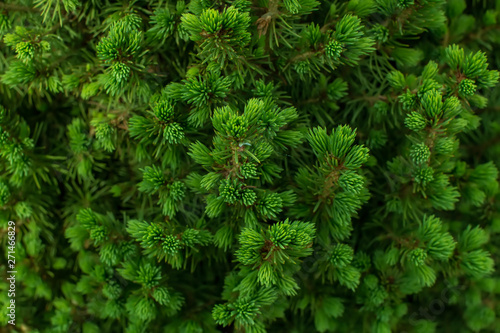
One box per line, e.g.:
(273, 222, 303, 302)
(1, 0, 500, 332)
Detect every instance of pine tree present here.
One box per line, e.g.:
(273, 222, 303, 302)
(1, 1, 500, 332)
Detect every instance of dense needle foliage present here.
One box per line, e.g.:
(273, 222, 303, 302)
(1, 0, 500, 332)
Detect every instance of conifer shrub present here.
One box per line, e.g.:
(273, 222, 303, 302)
(1, 0, 500, 332)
